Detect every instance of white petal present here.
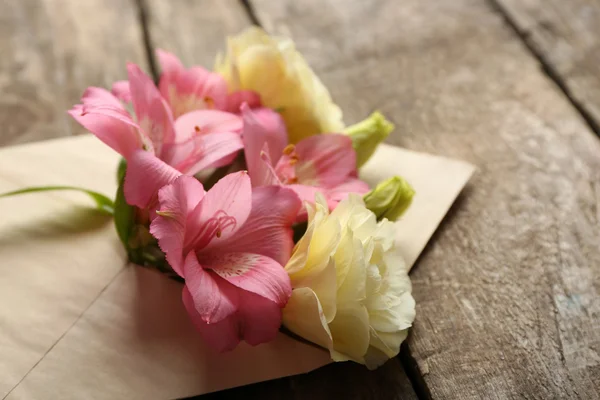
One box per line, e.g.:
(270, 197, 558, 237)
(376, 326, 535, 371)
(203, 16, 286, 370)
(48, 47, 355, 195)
(335, 229, 367, 304)
(328, 304, 371, 364)
(282, 287, 333, 351)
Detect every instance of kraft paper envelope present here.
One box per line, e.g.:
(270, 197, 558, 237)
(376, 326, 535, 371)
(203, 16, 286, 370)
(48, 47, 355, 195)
(0, 135, 474, 399)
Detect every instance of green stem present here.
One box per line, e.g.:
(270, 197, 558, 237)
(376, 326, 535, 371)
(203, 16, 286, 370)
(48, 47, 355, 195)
(0, 186, 115, 215)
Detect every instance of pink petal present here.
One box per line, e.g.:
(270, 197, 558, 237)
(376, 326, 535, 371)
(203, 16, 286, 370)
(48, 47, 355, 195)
(127, 63, 176, 156)
(201, 252, 291, 307)
(157, 49, 229, 117)
(68, 103, 143, 158)
(164, 132, 243, 175)
(248, 143, 281, 187)
(252, 108, 288, 163)
(156, 49, 185, 110)
(186, 171, 252, 247)
(174, 69, 229, 116)
(295, 134, 357, 187)
(124, 149, 182, 209)
(259, 149, 283, 185)
(236, 289, 282, 346)
(182, 253, 239, 323)
(287, 184, 322, 204)
(173, 109, 243, 143)
(211, 186, 301, 265)
(150, 176, 205, 275)
(286, 184, 324, 222)
(156, 49, 185, 79)
(200, 71, 229, 109)
(182, 286, 241, 352)
(183, 287, 282, 351)
(245, 106, 288, 164)
(326, 178, 370, 204)
(226, 90, 262, 113)
(80, 86, 125, 109)
(79, 103, 133, 121)
(241, 107, 265, 180)
(111, 80, 132, 103)
(241, 105, 287, 186)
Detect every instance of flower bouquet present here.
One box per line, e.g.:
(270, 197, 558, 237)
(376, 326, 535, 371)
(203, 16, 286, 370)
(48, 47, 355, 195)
(0, 27, 474, 397)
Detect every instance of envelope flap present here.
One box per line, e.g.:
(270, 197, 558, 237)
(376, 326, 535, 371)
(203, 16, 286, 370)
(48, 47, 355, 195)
(360, 144, 475, 269)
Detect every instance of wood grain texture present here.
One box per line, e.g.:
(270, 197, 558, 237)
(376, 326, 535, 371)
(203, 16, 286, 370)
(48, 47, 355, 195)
(250, 0, 600, 398)
(492, 0, 600, 133)
(142, 0, 252, 70)
(197, 359, 418, 400)
(143, 1, 418, 399)
(0, 0, 147, 147)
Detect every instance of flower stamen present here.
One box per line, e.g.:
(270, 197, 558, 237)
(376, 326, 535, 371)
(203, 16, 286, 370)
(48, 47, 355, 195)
(203, 96, 215, 109)
(189, 210, 237, 250)
(283, 144, 296, 155)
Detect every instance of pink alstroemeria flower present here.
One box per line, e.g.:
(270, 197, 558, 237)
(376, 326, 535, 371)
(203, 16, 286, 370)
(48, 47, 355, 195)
(242, 106, 370, 212)
(69, 63, 245, 209)
(112, 50, 261, 117)
(150, 171, 301, 351)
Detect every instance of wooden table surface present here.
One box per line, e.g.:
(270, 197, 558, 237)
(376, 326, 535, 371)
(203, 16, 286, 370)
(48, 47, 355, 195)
(2, 0, 599, 399)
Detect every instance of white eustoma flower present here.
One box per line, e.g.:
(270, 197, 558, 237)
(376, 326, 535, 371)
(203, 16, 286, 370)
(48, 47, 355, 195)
(215, 27, 344, 143)
(283, 194, 415, 369)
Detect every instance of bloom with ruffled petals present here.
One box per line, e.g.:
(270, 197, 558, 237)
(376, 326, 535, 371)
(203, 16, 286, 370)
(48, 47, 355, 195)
(149, 172, 302, 350)
(283, 194, 415, 369)
(215, 27, 344, 143)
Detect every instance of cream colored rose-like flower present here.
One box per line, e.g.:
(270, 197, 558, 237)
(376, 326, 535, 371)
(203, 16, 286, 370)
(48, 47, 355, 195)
(215, 27, 344, 143)
(283, 194, 415, 369)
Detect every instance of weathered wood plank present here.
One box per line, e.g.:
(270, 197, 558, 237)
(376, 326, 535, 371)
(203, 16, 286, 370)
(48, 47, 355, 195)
(142, 0, 252, 69)
(197, 359, 418, 400)
(492, 0, 600, 133)
(0, 0, 147, 147)
(250, 0, 600, 398)
(143, 1, 419, 399)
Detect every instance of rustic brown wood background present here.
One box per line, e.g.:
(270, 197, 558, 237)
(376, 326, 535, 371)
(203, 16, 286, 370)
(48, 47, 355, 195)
(2, 0, 599, 399)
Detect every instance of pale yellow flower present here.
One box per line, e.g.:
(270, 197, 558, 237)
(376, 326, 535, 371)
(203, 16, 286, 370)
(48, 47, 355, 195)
(283, 194, 415, 369)
(215, 27, 344, 143)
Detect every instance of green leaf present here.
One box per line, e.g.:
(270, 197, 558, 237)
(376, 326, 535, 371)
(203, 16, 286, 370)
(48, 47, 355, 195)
(113, 163, 176, 276)
(117, 158, 127, 183)
(0, 186, 115, 215)
(113, 177, 136, 248)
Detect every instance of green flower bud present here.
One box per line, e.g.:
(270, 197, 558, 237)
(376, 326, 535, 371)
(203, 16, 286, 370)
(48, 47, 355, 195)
(344, 111, 394, 168)
(364, 176, 415, 222)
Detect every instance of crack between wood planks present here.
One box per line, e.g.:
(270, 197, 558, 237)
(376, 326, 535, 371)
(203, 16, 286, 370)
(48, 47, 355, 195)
(400, 343, 433, 400)
(239, 0, 262, 27)
(134, 0, 159, 82)
(486, 0, 600, 138)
